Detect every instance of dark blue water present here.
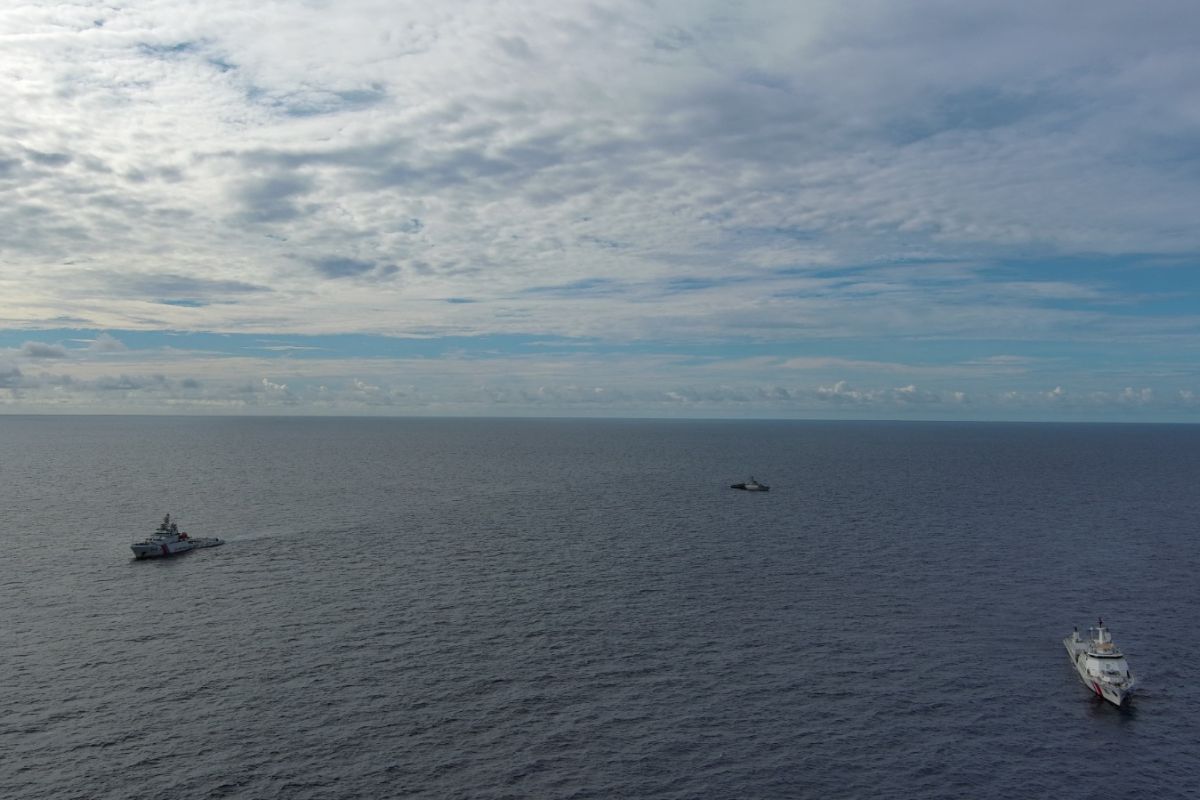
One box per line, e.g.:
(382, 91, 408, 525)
(2, 417, 1198, 799)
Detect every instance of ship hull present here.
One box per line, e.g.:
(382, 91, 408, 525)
(131, 537, 224, 558)
(131, 540, 195, 559)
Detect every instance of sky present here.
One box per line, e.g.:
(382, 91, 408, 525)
(2, 0, 1199, 420)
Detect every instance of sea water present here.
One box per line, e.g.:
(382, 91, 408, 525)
(2, 416, 1198, 798)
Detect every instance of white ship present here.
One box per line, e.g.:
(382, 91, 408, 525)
(1063, 619, 1136, 706)
(131, 514, 224, 559)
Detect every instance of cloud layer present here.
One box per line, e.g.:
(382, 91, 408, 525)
(1, 1, 1198, 418)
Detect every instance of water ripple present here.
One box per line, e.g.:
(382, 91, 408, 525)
(1, 418, 1197, 798)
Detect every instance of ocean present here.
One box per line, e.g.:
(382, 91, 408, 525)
(2, 416, 1198, 798)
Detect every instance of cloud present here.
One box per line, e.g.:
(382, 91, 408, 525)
(21, 341, 69, 359)
(0, 339, 1195, 420)
(233, 171, 316, 224)
(135, 275, 266, 296)
(0, 2, 1198, 418)
(88, 332, 128, 352)
(310, 256, 397, 280)
(256, 376, 298, 404)
(813, 380, 969, 408)
(94, 373, 168, 391)
(26, 149, 72, 168)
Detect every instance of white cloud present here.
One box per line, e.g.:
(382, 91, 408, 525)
(0, 342, 1196, 420)
(1, 2, 1199, 418)
(21, 341, 69, 359)
(87, 332, 128, 352)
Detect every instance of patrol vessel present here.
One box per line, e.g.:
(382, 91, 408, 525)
(1064, 619, 1136, 706)
(131, 514, 224, 559)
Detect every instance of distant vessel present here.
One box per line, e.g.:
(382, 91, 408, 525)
(131, 514, 224, 559)
(1063, 619, 1136, 706)
(731, 477, 769, 492)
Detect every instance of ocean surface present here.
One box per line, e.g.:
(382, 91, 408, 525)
(2, 416, 1198, 799)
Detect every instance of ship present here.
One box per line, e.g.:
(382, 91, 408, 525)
(131, 514, 224, 559)
(1064, 618, 1136, 706)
